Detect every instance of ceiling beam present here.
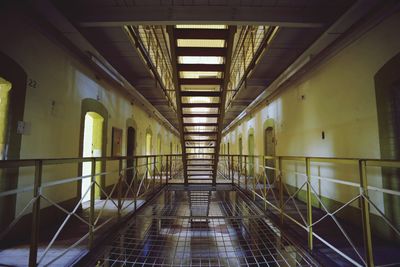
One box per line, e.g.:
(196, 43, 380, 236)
(76, 6, 325, 28)
(184, 132, 218, 136)
(181, 103, 220, 108)
(186, 146, 215, 149)
(179, 78, 223, 85)
(178, 64, 225, 72)
(176, 47, 226, 57)
(181, 91, 221, 97)
(183, 114, 219, 118)
(174, 29, 230, 40)
(183, 123, 218, 126)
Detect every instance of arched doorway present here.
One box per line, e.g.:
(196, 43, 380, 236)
(0, 77, 12, 160)
(145, 128, 152, 176)
(0, 53, 27, 231)
(81, 112, 104, 202)
(126, 126, 136, 184)
(248, 131, 255, 177)
(239, 136, 243, 172)
(157, 134, 162, 171)
(78, 98, 108, 203)
(264, 127, 275, 183)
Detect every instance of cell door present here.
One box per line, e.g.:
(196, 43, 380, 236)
(127, 127, 136, 184)
(264, 127, 275, 184)
(248, 134, 254, 177)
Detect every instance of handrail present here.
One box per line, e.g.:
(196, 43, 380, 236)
(0, 154, 184, 266)
(217, 154, 400, 267)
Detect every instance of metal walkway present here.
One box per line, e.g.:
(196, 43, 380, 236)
(85, 185, 317, 266)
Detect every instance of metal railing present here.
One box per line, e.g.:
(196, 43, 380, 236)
(218, 154, 400, 267)
(225, 25, 279, 110)
(125, 25, 176, 111)
(0, 154, 183, 266)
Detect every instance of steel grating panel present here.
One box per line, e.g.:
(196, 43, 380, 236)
(91, 187, 317, 267)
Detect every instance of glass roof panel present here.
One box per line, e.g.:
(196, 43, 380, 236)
(178, 56, 224, 65)
(177, 39, 225, 48)
(183, 117, 218, 124)
(181, 96, 220, 104)
(180, 71, 222, 79)
(185, 135, 215, 141)
(184, 126, 217, 132)
(182, 107, 218, 114)
(186, 148, 215, 153)
(185, 141, 216, 146)
(181, 85, 221, 91)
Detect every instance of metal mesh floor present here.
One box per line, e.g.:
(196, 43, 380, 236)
(91, 186, 317, 267)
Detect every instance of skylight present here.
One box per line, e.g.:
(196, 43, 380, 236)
(178, 56, 224, 65)
(177, 39, 225, 48)
(181, 85, 221, 91)
(183, 117, 218, 124)
(182, 96, 219, 104)
(179, 71, 222, 79)
(182, 107, 218, 114)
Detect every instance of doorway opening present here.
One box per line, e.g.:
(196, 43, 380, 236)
(127, 126, 136, 184)
(264, 127, 276, 183)
(146, 130, 152, 175)
(82, 112, 104, 202)
(157, 134, 162, 171)
(0, 77, 12, 160)
(248, 133, 254, 177)
(239, 137, 243, 171)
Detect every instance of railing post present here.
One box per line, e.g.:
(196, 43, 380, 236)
(252, 156, 256, 201)
(169, 155, 172, 180)
(278, 156, 284, 225)
(237, 155, 241, 187)
(359, 160, 374, 267)
(160, 155, 163, 186)
(263, 156, 267, 210)
(145, 157, 149, 191)
(152, 156, 156, 191)
(166, 155, 169, 185)
(29, 159, 43, 267)
(244, 156, 248, 190)
(228, 155, 231, 181)
(134, 158, 138, 211)
(88, 158, 96, 249)
(305, 157, 313, 251)
(118, 158, 123, 219)
(231, 155, 234, 185)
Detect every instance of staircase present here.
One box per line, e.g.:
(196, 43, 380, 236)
(188, 190, 212, 225)
(168, 25, 236, 184)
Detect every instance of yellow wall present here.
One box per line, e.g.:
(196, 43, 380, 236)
(0, 14, 180, 215)
(222, 12, 400, 213)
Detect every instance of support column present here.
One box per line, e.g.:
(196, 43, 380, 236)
(305, 157, 313, 251)
(29, 160, 43, 267)
(359, 160, 374, 267)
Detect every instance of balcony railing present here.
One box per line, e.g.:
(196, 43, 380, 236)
(0, 154, 183, 266)
(218, 154, 400, 267)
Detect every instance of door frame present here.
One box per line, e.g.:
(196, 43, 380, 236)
(0, 52, 27, 229)
(78, 98, 108, 201)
